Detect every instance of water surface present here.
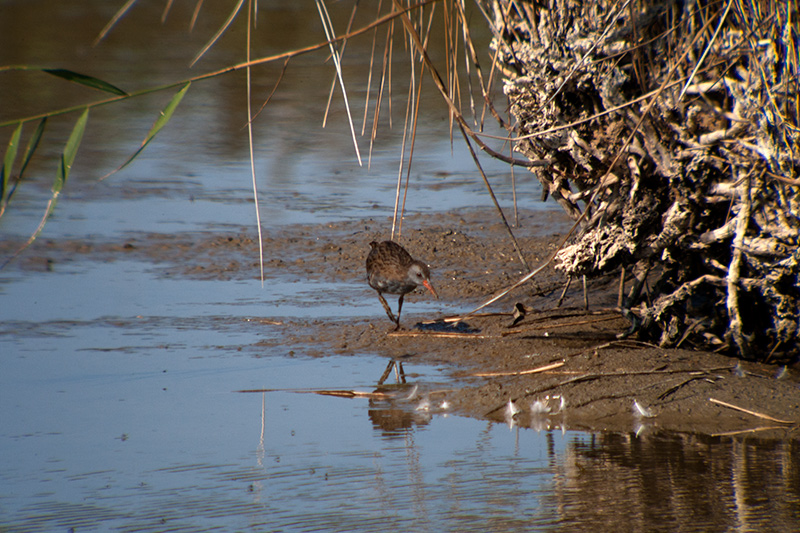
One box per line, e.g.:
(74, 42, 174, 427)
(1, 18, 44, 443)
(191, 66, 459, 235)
(1, 2, 798, 531)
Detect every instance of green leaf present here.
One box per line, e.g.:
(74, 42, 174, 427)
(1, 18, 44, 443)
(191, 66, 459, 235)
(1, 122, 23, 205)
(2, 111, 85, 266)
(149, 82, 190, 139)
(55, 108, 90, 193)
(0, 118, 47, 215)
(101, 82, 191, 180)
(43, 68, 128, 96)
(18, 117, 47, 181)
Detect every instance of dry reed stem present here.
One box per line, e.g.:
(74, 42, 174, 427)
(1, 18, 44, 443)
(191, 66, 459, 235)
(368, 22, 394, 167)
(93, 0, 138, 46)
(244, 0, 264, 285)
(323, 1, 360, 128)
(316, 0, 362, 165)
(161, 0, 175, 24)
(189, 0, 204, 32)
(387, 331, 493, 339)
(251, 57, 290, 121)
(708, 398, 796, 425)
(501, 314, 624, 336)
(471, 360, 565, 377)
(361, 0, 384, 137)
(190, 0, 245, 66)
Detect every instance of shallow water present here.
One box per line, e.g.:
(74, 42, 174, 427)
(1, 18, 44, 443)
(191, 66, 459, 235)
(1, 2, 799, 531)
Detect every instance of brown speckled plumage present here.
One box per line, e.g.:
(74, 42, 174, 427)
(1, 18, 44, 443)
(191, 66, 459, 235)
(366, 240, 438, 329)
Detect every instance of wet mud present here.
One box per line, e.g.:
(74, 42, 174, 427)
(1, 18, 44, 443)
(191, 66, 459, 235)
(7, 208, 799, 439)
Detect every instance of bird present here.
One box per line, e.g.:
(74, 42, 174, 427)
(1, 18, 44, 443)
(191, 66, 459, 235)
(366, 240, 438, 329)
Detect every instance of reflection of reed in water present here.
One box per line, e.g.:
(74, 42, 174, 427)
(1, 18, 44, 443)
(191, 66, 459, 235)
(552, 432, 800, 531)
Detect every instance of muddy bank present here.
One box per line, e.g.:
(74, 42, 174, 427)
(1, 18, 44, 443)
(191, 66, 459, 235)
(6, 208, 799, 438)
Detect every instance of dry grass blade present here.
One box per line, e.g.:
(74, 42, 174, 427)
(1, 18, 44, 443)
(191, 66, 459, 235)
(362, 0, 384, 138)
(455, 1, 477, 124)
(708, 398, 796, 425)
(455, 0, 509, 135)
(368, 22, 394, 168)
(678, 0, 733, 101)
(315, 0, 363, 166)
(323, 1, 360, 128)
(245, 0, 264, 286)
(390, 67, 416, 240)
(387, 330, 493, 339)
(436, 311, 512, 322)
(388, 0, 530, 265)
(189, 0, 205, 31)
(190, 0, 245, 67)
(93, 0, 138, 46)
(161, 0, 175, 23)
(393, 5, 436, 239)
(460, 259, 552, 319)
(502, 314, 624, 336)
(471, 360, 565, 378)
(389, 0, 545, 169)
(251, 57, 290, 121)
(460, 127, 530, 269)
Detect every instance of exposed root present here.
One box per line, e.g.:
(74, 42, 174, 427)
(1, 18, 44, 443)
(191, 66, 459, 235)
(480, 0, 800, 362)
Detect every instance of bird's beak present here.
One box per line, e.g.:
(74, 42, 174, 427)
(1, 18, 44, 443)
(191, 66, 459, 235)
(423, 280, 439, 299)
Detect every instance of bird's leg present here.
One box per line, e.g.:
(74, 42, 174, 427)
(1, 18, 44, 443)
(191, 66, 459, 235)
(395, 294, 405, 330)
(377, 359, 395, 385)
(377, 292, 399, 326)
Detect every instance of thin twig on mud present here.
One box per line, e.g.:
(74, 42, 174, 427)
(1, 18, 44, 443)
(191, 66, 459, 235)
(501, 314, 624, 336)
(560, 338, 660, 359)
(657, 376, 717, 400)
(387, 331, 492, 339)
(471, 360, 565, 378)
(708, 398, 796, 425)
(435, 311, 514, 323)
